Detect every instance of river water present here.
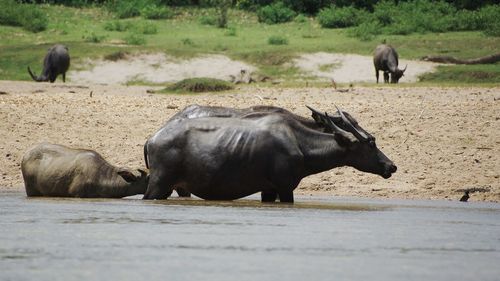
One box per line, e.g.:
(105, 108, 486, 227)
(1, 191, 499, 281)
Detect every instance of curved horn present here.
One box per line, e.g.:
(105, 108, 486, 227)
(306, 105, 326, 119)
(402, 64, 407, 73)
(335, 105, 368, 141)
(324, 112, 349, 135)
(27, 66, 40, 81)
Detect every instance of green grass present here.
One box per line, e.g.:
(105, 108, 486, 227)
(419, 65, 500, 84)
(0, 5, 498, 85)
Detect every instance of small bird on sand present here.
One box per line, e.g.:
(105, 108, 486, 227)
(459, 191, 470, 202)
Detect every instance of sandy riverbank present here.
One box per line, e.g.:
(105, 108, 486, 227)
(1, 81, 498, 202)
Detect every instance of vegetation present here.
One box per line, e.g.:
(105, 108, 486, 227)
(0, 1, 498, 85)
(163, 77, 234, 93)
(0, 0, 48, 32)
(268, 35, 288, 45)
(257, 2, 296, 24)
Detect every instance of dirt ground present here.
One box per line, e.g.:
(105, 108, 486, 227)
(69, 53, 439, 84)
(1, 80, 499, 202)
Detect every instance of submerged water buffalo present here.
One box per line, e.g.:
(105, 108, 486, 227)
(22, 143, 148, 198)
(373, 44, 407, 83)
(28, 44, 70, 83)
(143, 106, 396, 202)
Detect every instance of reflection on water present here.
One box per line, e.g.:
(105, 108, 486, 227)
(0, 191, 499, 281)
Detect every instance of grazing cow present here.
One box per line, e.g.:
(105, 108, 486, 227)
(143, 106, 396, 202)
(22, 143, 148, 198)
(28, 44, 70, 83)
(373, 44, 407, 83)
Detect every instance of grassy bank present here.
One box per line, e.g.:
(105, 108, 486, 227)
(0, 5, 498, 84)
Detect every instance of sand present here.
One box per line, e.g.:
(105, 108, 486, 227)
(1, 80, 498, 202)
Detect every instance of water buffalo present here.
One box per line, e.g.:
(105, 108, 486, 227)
(373, 44, 407, 83)
(22, 143, 148, 198)
(145, 104, 371, 198)
(28, 44, 70, 83)
(143, 106, 396, 202)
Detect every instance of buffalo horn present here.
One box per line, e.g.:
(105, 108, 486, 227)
(335, 106, 368, 141)
(27, 66, 39, 81)
(324, 112, 349, 135)
(402, 64, 407, 73)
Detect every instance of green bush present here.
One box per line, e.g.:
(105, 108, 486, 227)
(294, 14, 307, 23)
(199, 15, 218, 25)
(257, 2, 296, 24)
(267, 35, 288, 45)
(137, 22, 158, 34)
(124, 33, 146, 45)
(317, 6, 368, 28)
(106, 0, 157, 18)
(0, 0, 48, 32)
(345, 0, 500, 39)
(348, 21, 381, 41)
(103, 20, 133, 32)
(84, 32, 106, 43)
(224, 26, 237, 36)
(165, 78, 234, 93)
(181, 38, 195, 46)
(141, 4, 173, 19)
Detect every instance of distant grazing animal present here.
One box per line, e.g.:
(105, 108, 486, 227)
(22, 143, 148, 198)
(28, 44, 70, 83)
(143, 106, 396, 202)
(373, 44, 407, 83)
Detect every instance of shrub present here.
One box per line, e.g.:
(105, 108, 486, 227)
(294, 14, 308, 23)
(317, 5, 367, 28)
(348, 21, 381, 41)
(141, 4, 173, 19)
(199, 15, 218, 25)
(483, 20, 500, 37)
(165, 78, 234, 93)
(0, 0, 48, 32)
(106, 0, 157, 19)
(104, 20, 133, 32)
(22, 8, 49, 33)
(181, 38, 195, 46)
(257, 2, 296, 24)
(84, 32, 106, 43)
(224, 26, 237, 36)
(267, 35, 288, 45)
(137, 22, 158, 34)
(124, 33, 146, 45)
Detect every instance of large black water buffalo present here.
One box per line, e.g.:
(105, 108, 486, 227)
(143, 106, 396, 202)
(28, 44, 70, 83)
(373, 44, 407, 83)
(22, 143, 148, 198)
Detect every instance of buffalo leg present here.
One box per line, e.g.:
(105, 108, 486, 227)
(143, 171, 174, 200)
(175, 187, 191, 197)
(383, 72, 389, 83)
(375, 70, 379, 83)
(278, 190, 294, 203)
(261, 191, 278, 202)
(62, 72, 66, 83)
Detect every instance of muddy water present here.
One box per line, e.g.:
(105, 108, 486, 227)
(1, 191, 499, 281)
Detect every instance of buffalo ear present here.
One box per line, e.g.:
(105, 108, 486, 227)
(118, 170, 137, 183)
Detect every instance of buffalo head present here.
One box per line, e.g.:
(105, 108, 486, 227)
(308, 106, 397, 179)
